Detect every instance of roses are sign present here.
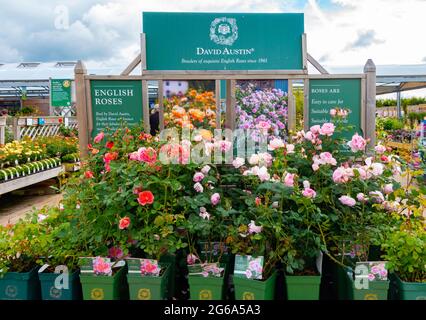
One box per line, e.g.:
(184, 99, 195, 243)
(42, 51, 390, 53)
(234, 255, 264, 280)
(308, 78, 362, 139)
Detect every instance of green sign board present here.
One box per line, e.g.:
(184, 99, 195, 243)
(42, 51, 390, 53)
(143, 12, 304, 71)
(50, 79, 72, 107)
(308, 78, 362, 138)
(90, 80, 143, 137)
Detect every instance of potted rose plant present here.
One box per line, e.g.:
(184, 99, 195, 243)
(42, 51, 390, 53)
(0, 216, 42, 300)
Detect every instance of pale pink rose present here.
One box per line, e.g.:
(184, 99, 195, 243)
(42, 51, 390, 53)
(193, 172, 205, 182)
(194, 182, 204, 193)
(304, 131, 314, 142)
(211, 193, 221, 206)
(357, 193, 367, 202)
(303, 180, 310, 189)
(93, 132, 105, 144)
(320, 123, 335, 136)
(256, 121, 271, 130)
(375, 144, 387, 154)
(383, 184, 393, 194)
(187, 254, 198, 265)
(333, 167, 350, 183)
(284, 173, 295, 187)
(356, 167, 369, 180)
(310, 125, 321, 134)
(258, 153, 273, 167)
(312, 163, 320, 171)
(129, 151, 139, 161)
(319, 152, 337, 165)
(380, 269, 388, 278)
(193, 135, 203, 142)
(339, 195, 356, 207)
(302, 188, 317, 198)
(268, 138, 285, 150)
(248, 220, 262, 234)
(37, 214, 47, 222)
(232, 157, 245, 168)
(348, 133, 367, 152)
(249, 154, 260, 165)
(330, 109, 337, 117)
(201, 165, 211, 175)
(286, 144, 295, 154)
(369, 191, 385, 203)
(199, 208, 211, 220)
(371, 163, 384, 176)
(257, 166, 270, 182)
(368, 273, 375, 281)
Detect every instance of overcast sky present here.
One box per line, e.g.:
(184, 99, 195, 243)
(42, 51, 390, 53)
(1, 0, 426, 69)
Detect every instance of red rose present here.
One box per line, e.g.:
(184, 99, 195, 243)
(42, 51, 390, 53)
(119, 216, 130, 230)
(138, 191, 154, 206)
(58, 118, 63, 123)
(84, 170, 94, 179)
(106, 141, 114, 149)
(104, 152, 118, 162)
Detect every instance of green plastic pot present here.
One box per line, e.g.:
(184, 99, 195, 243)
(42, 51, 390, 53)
(345, 268, 389, 300)
(38, 270, 81, 300)
(390, 273, 426, 300)
(159, 254, 176, 298)
(80, 266, 128, 300)
(233, 271, 277, 300)
(285, 275, 322, 300)
(188, 274, 226, 300)
(0, 267, 41, 300)
(127, 263, 171, 300)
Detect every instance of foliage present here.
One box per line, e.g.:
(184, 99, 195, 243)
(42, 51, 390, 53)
(376, 97, 426, 108)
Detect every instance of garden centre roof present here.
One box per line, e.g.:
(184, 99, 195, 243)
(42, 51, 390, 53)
(326, 64, 426, 95)
(0, 62, 156, 98)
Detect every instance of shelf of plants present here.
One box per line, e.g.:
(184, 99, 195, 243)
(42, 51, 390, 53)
(0, 86, 424, 301)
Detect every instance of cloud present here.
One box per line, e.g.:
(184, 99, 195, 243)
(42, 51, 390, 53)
(344, 30, 385, 51)
(423, 57, 426, 63)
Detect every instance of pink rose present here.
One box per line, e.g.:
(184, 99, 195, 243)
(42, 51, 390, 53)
(232, 157, 245, 168)
(339, 195, 356, 207)
(383, 184, 393, 194)
(348, 133, 367, 152)
(194, 182, 203, 193)
(256, 121, 271, 130)
(193, 172, 205, 182)
(333, 167, 350, 183)
(187, 254, 198, 265)
(320, 123, 335, 136)
(286, 144, 295, 154)
(201, 165, 211, 175)
(319, 152, 337, 165)
(211, 193, 221, 206)
(375, 144, 387, 154)
(94, 132, 104, 144)
(330, 109, 337, 117)
(304, 131, 314, 142)
(284, 173, 295, 187)
(199, 207, 211, 220)
(248, 220, 262, 234)
(257, 166, 270, 182)
(310, 125, 321, 134)
(268, 138, 285, 150)
(302, 188, 317, 198)
(312, 163, 320, 171)
(357, 193, 367, 202)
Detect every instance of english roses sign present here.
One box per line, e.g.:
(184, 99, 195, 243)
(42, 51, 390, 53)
(90, 80, 143, 137)
(142, 12, 304, 71)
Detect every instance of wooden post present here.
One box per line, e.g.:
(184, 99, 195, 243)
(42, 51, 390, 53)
(140, 33, 147, 73)
(287, 80, 296, 133)
(215, 80, 221, 129)
(74, 60, 89, 158)
(303, 78, 309, 132)
(302, 33, 307, 71)
(0, 117, 6, 145)
(142, 80, 150, 133)
(13, 117, 20, 141)
(225, 80, 236, 130)
(364, 59, 376, 148)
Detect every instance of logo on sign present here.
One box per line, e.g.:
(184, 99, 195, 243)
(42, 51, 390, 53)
(210, 17, 238, 46)
(63, 80, 71, 88)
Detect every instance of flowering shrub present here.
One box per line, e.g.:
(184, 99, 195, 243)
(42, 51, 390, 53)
(235, 84, 288, 139)
(163, 89, 217, 129)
